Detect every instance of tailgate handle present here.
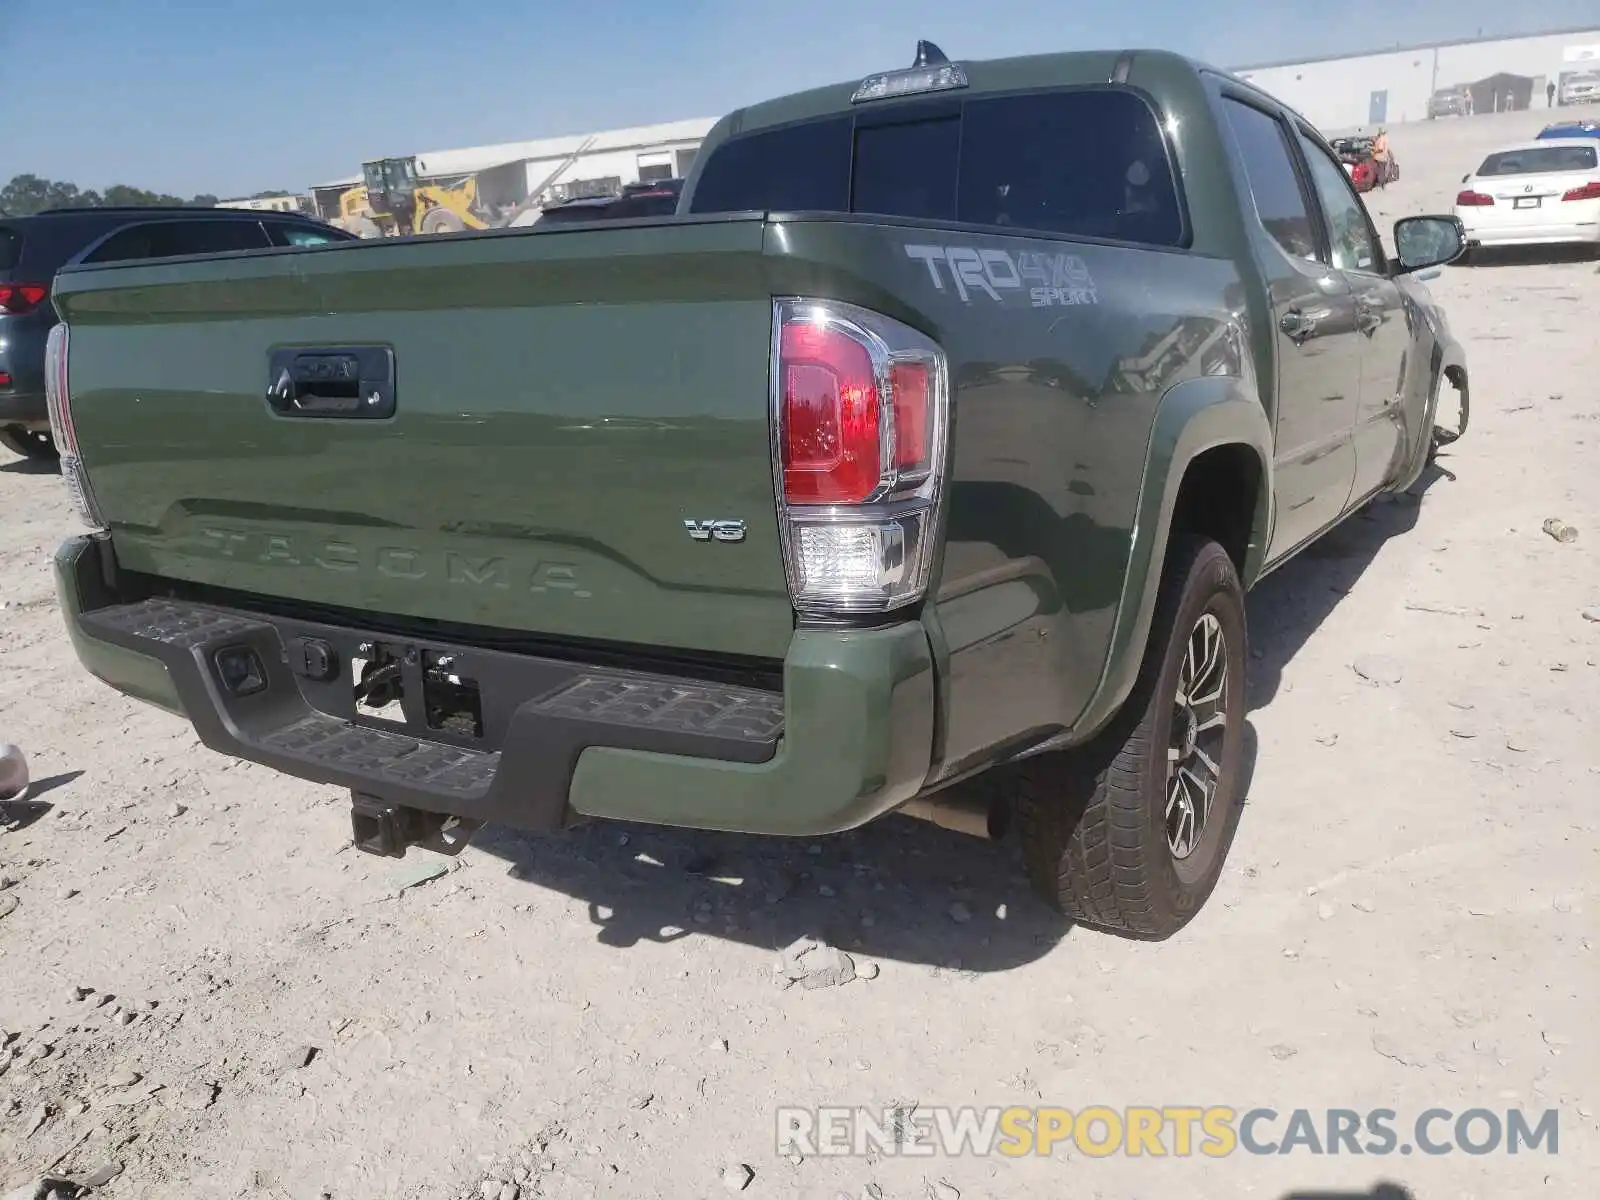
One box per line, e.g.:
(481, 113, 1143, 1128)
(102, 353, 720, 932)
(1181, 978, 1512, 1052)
(266, 347, 395, 419)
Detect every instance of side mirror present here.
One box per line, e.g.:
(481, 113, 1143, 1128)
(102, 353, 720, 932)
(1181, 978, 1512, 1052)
(1392, 215, 1466, 274)
(1461, 173, 1470, 183)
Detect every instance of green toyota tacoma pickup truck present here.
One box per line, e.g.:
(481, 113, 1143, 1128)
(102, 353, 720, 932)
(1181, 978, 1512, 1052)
(44, 45, 1469, 938)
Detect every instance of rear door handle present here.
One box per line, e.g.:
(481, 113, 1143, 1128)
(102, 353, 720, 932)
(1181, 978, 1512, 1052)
(266, 346, 396, 419)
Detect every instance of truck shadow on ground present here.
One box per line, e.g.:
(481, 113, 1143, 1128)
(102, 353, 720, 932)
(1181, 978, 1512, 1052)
(1246, 459, 1454, 713)
(474, 461, 1452, 971)
(474, 726, 1256, 972)
(471, 770, 1281, 973)
(0, 455, 59, 476)
(1454, 244, 1600, 269)
(1278, 1186, 1413, 1200)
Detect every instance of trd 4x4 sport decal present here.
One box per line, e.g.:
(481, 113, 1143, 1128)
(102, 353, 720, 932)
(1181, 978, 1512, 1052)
(904, 243, 1100, 308)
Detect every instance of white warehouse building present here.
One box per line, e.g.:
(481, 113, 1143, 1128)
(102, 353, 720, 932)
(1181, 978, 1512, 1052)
(1233, 24, 1600, 132)
(310, 116, 716, 222)
(217, 194, 311, 214)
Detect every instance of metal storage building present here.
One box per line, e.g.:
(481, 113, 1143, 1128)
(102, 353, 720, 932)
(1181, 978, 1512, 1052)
(1233, 25, 1600, 132)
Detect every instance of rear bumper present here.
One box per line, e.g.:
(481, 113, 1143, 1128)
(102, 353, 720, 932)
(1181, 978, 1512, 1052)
(1463, 221, 1600, 247)
(0, 323, 48, 424)
(54, 534, 935, 837)
(0, 387, 46, 425)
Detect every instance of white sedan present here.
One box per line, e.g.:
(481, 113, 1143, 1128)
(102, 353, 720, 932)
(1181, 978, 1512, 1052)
(1453, 138, 1600, 252)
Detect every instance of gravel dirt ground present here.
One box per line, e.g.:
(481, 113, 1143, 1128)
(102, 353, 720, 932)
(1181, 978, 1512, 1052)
(2, 106, 1597, 1200)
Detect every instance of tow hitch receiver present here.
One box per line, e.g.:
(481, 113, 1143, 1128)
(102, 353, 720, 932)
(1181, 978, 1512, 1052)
(350, 793, 482, 858)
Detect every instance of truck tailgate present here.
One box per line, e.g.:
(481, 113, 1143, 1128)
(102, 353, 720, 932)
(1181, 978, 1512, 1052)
(52, 218, 794, 660)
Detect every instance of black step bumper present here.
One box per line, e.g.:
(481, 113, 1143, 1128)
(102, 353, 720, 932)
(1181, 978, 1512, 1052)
(75, 595, 783, 833)
(54, 534, 937, 837)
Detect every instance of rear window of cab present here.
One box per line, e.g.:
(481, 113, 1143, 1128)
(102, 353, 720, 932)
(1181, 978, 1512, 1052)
(688, 87, 1186, 248)
(0, 227, 21, 272)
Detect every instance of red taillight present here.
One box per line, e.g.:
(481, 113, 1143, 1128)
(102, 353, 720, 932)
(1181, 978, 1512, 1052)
(46, 323, 77, 456)
(772, 299, 948, 613)
(1560, 180, 1600, 202)
(1455, 190, 1494, 207)
(0, 372, 11, 388)
(46, 322, 105, 529)
(780, 320, 883, 504)
(890, 361, 930, 471)
(0, 282, 49, 315)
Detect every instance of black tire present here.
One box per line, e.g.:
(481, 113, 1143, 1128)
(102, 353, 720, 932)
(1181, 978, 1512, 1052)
(1016, 536, 1248, 939)
(0, 426, 58, 461)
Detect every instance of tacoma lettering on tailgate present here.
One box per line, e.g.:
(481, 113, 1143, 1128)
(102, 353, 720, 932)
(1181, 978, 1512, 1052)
(193, 528, 591, 597)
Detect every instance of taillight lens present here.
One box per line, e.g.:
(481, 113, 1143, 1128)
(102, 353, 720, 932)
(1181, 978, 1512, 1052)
(0, 282, 49, 315)
(780, 320, 883, 504)
(1560, 180, 1600, 202)
(1455, 190, 1494, 207)
(44, 323, 107, 531)
(772, 299, 947, 614)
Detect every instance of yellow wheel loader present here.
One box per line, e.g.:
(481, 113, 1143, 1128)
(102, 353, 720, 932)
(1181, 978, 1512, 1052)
(336, 157, 490, 237)
(333, 138, 609, 237)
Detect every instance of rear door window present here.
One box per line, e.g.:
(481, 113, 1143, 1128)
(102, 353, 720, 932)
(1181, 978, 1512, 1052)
(160, 220, 273, 256)
(266, 223, 351, 247)
(958, 90, 1182, 244)
(1221, 98, 1318, 262)
(690, 89, 1185, 246)
(85, 219, 272, 263)
(1296, 132, 1382, 273)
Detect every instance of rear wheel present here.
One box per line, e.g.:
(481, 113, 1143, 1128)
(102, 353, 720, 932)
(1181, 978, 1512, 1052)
(1016, 537, 1248, 939)
(0, 426, 57, 461)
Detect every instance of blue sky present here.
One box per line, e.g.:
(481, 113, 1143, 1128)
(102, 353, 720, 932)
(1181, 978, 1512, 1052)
(5, 0, 1596, 197)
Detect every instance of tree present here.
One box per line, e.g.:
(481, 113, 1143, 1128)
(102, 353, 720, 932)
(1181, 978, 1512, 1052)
(0, 174, 222, 216)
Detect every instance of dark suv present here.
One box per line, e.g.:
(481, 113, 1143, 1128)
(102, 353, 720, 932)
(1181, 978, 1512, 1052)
(1, 206, 354, 461)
